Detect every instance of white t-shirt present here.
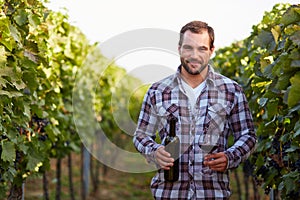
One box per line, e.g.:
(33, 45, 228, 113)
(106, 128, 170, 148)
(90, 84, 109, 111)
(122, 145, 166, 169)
(182, 80, 206, 111)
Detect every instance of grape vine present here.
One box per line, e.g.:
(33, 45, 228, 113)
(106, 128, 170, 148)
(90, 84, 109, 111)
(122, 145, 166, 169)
(0, 0, 144, 198)
(213, 3, 300, 199)
(1, 0, 299, 199)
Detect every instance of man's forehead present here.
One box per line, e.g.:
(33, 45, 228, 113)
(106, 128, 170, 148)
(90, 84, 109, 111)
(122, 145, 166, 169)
(181, 30, 210, 46)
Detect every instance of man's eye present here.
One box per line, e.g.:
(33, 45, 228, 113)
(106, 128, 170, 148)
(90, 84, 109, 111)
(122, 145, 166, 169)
(198, 47, 208, 51)
(183, 46, 192, 50)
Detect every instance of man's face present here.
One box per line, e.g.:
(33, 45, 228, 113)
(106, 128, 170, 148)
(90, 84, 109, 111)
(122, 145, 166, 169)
(178, 30, 214, 76)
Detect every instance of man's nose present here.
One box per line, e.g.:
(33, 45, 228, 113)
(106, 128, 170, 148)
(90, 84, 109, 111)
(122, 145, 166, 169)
(190, 49, 198, 58)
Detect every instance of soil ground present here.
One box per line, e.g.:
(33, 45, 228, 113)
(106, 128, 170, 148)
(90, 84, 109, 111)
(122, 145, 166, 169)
(23, 153, 267, 200)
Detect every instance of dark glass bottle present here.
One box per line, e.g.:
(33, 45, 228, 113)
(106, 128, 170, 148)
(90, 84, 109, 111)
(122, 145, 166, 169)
(164, 117, 180, 182)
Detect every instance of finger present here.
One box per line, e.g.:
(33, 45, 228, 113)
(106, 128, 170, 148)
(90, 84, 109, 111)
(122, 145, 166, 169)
(204, 157, 220, 165)
(157, 147, 172, 157)
(204, 156, 227, 172)
(155, 147, 174, 168)
(204, 156, 227, 168)
(156, 150, 174, 162)
(156, 148, 174, 162)
(205, 153, 227, 163)
(209, 162, 226, 168)
(205, 152, 224, 160)
(156, 157, 174, 170)
(156, 154, 174, 164)
(157, 152, 174, 163)
(204, 159, 227, 168)
(210, 167, 226, 172)
(204, 159, 226, 171)
(209, 164, 227, 172)
(158, 160, 174, 170)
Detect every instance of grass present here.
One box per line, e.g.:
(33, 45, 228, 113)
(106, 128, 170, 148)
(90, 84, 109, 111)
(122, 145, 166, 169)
(23, 152, 267, 200)
(24, 153, 155, 200)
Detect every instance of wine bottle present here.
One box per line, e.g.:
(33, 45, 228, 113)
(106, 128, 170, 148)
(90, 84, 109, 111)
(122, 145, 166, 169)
(164, 117, 180, 182)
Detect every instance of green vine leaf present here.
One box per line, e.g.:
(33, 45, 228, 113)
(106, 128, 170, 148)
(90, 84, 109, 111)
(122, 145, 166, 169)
(280, 6, 300, 27)
(213, 3, 300, 198)
(290, 30, 300, 46)
(1, 140, 16, 162)
(26, 148, 43, 171)
(288, 72, 300, 107)
(13, 9, 28, 26)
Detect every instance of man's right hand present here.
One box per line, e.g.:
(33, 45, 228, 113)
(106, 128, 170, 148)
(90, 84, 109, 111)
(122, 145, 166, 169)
(155, 146, 174, 170)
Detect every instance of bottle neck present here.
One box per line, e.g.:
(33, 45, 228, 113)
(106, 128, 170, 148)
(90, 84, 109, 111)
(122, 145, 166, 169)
(169, 118, 176, 137)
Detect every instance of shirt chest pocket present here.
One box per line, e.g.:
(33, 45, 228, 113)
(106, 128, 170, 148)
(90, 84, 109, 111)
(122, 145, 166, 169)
(206, 103, 228, 131)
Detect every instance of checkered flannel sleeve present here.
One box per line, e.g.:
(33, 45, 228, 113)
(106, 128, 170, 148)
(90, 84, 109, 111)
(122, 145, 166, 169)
(225, 90, 257, 169)
(133, 90, 163, 164)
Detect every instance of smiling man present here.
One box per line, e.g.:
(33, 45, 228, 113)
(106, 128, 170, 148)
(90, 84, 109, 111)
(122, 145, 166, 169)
(133, 21, 256, 200)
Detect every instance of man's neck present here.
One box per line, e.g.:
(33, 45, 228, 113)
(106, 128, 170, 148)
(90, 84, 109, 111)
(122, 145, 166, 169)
(180, 66, 208, 88)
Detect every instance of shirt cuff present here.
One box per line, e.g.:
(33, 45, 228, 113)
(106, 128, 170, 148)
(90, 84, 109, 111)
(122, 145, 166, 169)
(146, 144, 163, 165)
(224, 151, 234, 169)
(225, 153, 229, 169)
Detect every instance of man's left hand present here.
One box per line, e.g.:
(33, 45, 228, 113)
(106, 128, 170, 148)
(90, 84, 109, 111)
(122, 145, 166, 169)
(203, 152, 228, 172)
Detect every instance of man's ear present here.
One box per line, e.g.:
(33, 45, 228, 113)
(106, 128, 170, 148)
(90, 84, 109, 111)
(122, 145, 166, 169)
(210, 46, 215, 55)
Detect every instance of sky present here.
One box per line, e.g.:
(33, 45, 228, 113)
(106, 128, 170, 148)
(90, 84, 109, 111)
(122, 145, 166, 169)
(46, 0, 299, 78)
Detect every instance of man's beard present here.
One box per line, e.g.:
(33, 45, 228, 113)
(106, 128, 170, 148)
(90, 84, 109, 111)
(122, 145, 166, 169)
(180, 57, 208, 75)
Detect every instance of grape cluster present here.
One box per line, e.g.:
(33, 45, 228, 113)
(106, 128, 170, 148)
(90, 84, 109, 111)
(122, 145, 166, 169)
(14, 115, 50, 141)
(16, 115, 50, 141)
(255, 164, 272, 194)
(30, 115, 49, 133)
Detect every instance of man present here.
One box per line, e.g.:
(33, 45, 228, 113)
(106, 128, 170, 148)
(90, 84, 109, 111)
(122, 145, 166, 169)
(133, 21, 256, 199)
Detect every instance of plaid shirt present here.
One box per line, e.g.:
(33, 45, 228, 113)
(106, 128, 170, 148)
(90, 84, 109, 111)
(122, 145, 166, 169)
(133, 66, 256, 200)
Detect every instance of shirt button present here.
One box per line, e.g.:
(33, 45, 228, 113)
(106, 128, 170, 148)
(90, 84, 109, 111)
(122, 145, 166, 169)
(190, 160, 194, 166)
